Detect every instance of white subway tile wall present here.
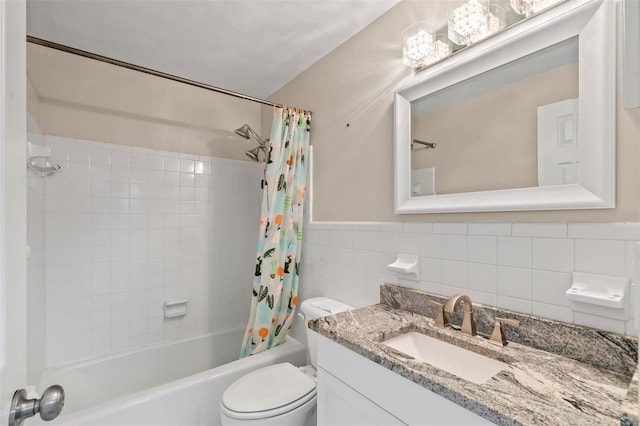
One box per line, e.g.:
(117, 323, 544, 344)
(41, 136, 262, 366)
(300, 222, 640, 336)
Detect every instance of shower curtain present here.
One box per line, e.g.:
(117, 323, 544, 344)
(240, 107, 311, 357)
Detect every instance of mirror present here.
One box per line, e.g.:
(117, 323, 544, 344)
(394, 0, 615, 213)
(411, 38, 579, 196)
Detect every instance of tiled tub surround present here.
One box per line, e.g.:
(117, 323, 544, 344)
(301, 221, 639, 335)
(309, 284, 639, 425)
(40, 135, 263, 367)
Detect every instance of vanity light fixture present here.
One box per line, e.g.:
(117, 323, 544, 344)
(447, 0, 505, 46)
(402, 22, 452, 69)
(510, 0, 563, 17)
(405, 0, 566, 71)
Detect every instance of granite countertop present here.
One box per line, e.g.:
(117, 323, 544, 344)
(309, 285, 639, 426)
(622, 370, 639, 426)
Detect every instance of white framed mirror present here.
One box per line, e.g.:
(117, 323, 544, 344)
(394, 0, 615, 214)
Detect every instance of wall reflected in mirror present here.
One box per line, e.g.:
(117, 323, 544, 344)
(410, 37, 578, 197)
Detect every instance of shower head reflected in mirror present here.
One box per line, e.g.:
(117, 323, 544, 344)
(235, 124, 268, 162)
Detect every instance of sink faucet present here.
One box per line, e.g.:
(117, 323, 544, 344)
(444, 294, 476, 337)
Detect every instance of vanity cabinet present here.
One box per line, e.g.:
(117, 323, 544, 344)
(316, 334, 494, 426)
(318, 368, 404, 426)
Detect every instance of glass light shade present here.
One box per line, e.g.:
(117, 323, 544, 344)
(403, 23, 452, 69)
(402, 22, 435, 68)
(510, 0, 562, 16)
(421, 33, 453, 67)
(448, 0, 506, 46)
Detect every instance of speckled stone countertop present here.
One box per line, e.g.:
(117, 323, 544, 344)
(622, 369, 639, 426)
(309, 284, 639, 426)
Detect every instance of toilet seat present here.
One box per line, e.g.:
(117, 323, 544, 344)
(221, 362, 317, 421)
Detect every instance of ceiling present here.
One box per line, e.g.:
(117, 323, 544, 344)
(26, 0, 400, 99)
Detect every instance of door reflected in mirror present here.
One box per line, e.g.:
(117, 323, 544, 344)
(410, 37, 578, 197)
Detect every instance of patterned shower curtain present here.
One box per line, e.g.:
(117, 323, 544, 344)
(240, 107, 311, 357)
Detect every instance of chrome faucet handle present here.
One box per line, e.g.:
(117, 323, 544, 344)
(427, 300, 447, 328)
(489, 317, 520, 346)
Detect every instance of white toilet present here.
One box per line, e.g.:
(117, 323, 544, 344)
(220, 297, 352, 426)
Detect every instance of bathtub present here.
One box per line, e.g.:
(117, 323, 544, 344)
(35, 327, 306, 425)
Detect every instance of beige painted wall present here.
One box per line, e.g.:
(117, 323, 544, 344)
(27, 43, 266, 160)
(412, 63, 578, 194)
(27, 70, 40, 123)
(269, 0, 640, 222)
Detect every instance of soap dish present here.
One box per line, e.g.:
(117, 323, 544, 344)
(387, 253, 420, 281)
(566, 272, 629, 309)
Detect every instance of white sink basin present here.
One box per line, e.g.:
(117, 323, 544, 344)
(383, 332, 507, 384)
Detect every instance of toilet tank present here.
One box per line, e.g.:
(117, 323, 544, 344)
(299, 297, 353, 368)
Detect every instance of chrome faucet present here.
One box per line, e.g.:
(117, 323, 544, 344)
(444, 294, 476, 337)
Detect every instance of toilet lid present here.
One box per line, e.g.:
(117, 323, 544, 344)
(222, 362, 316, 413)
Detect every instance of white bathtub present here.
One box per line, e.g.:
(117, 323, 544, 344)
(35, 327, 306, 425)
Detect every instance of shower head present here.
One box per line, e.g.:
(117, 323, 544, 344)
(234, 124, 266, 146)
(245, 146, 262, 162)
(234, 124, 252, 140)
(236, 124, 268, 162)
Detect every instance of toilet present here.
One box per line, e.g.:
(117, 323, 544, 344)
(220, 297, 352, 426)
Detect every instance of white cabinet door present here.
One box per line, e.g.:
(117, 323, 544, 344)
(317, 367, 404, 426)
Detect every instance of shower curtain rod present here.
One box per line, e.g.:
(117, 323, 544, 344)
(27, 36, 311, 113)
